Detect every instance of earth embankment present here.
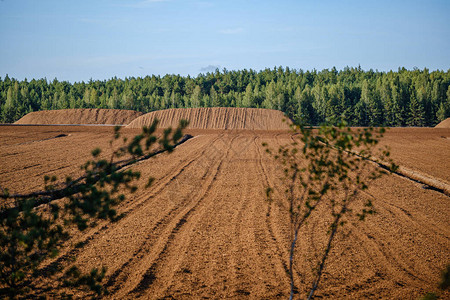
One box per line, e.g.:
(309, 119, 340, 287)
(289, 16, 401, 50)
(14, 108, 143, 125)
(435, 117, 450, 128)
(126, 107, 291, 130)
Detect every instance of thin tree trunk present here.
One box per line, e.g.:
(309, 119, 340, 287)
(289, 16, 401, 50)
(307, 207, 345, 300)
(289, 228, 299, 300)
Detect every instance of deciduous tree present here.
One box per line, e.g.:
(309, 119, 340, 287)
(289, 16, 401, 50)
(0, 120, 189, 298)
(264, 123, 396, 299)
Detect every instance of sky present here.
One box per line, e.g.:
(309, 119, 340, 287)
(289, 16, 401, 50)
(0, 0, 449, 83)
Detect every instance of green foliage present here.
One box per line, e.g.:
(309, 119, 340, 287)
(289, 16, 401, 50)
(1, 67, 450, 126)
(439, 264, 450, 290)
(264, 122, 396, 299)
(408, 92, 426, 126)
(421, 292, 438, 300)
(420, 264, 450, 300)
(0, 119, 189, 298)
(63, 266, 107, 296)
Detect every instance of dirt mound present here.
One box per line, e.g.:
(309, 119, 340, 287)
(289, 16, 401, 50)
(15, 109, 143, 125)
(435, 118, 450, 128)
(126, 107, 291, 130)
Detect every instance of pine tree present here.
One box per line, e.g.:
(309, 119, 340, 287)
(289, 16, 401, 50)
(436, 97, 450, 122)
(1, 68, 450, 125)
(90, 88, 100, 107)
(295, 86, 315, 125)
(262, 81, 276, 109)
(69, 93, 77, 109)
(122, 89, 134, 109)
(210, 86, 220, 107)
(58, 91, 68, 109)
(82, 88, 90, 107)
(5, 86, 14, 109)
(242, 83, 254, 107)
(326, 85, 345, 124)
(108, 87, 119, 108)
(353, 101, 368, 126)
(170, 90, 177, 108)
(407, 93, 425, 126)
(390, 83, 405, 126)
(190, 85, 202, 108)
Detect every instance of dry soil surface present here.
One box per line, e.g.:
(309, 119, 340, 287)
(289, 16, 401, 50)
(126, 107, 292, 130)
(379, 128, 450, 183)
(14, 108, 143, 125)
(435, 117, 450, 128)
(0, 125, 449, 299)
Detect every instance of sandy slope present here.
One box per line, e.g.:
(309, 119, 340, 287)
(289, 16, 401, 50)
(126, 107, 292, 130)
(435, 117, 450, 128)
(14, 108, 143, 125)
(0, 125, 449, 299)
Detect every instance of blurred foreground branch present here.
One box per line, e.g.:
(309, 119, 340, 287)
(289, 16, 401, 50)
(0, 119, 189, 298)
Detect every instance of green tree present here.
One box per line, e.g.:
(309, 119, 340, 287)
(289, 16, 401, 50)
(264, 123, 396, 299)
(294, 86, 315, 125)
(1, 67, 450, 125)
(190, 85, 202, 108)
(353, 100, 368, 126)
(436, 86, 450, 122)
(242, 83, 254, 107)
(90, 88, 100, 107)
(436, 100, 449, 122)
(262, 80, 276, 109)
(58, 90, 68, 109)
(122, 88, 135, 109)
(361, 80, 383, 126)
(170, 90, 181, 108)
(311, 85, 328, 124)
(82, 88, 91, 107)
(68, 91, 77, 109)
(407, 93, 425, 126)
(108, 87, 120, 108)
(1, 87, 16, 123)
(0, 120, 189, 298)
(326, 84, 345, 123)
(210, 86, 220, 107)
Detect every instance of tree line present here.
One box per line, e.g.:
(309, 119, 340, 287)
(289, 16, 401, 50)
(1, 66, 450, 126)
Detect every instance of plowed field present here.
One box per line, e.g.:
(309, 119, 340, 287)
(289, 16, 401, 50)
(0, 125, 449, 299)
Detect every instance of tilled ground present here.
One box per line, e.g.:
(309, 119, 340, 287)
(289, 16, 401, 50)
(0, 126, 449, 299)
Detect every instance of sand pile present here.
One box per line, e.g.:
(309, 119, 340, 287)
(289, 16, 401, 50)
(126, 107, 291, 130)
(15, 109, 143, 125)
(435, 118, 450, 128)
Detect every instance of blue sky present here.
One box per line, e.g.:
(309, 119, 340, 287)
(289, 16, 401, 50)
(1, 0, 449, 82)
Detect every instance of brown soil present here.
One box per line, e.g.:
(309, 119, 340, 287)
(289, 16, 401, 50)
(379, 128, 450, 183)
(0, 125, 449, 299)
(435, 117, 450, 128)
(126, 107, 292, 130)
(14, 108, 143, 125)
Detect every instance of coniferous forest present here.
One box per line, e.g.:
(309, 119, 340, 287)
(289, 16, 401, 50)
(1, 66, 450, 126)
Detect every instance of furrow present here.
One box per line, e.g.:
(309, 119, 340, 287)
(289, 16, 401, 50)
(122, 135, 237, 297)
(39, 135, 220, 278)
(254, 136, 291, 279)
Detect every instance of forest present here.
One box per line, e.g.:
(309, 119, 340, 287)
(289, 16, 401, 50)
(1, 66, 449, 126)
